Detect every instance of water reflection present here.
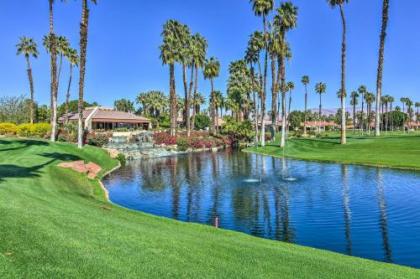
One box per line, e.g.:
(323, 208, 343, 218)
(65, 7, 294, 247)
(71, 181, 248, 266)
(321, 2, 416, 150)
(104, 150, 420, 268)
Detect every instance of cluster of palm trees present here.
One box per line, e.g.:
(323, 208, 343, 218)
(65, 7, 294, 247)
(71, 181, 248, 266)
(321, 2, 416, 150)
(16, 0, 96, 148)
(160, 20, 222, 137)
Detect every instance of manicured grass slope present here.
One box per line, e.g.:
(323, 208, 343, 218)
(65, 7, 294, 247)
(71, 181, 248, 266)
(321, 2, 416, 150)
(0, 138, 419, 278)
(246, 134, 420, 170)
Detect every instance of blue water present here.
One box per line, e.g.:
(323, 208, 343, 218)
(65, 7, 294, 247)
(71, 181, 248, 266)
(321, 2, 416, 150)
(103, 150, 420, 268)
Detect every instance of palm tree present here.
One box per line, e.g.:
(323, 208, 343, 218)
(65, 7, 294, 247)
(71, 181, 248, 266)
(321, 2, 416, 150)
(358, 85, 367, 132)
(48, 0, 59, 141)
(204, 57, 221, 135)
(365, 92, 375, 134)
(350, 91, 359, 133)
(286, 81, 294, 135)
(406, 98, 414, 129)
(327, 0, 349, 144)
(375, 0, 390, 136)
(213, 91, 224, 132)
(274, 1, 298, 148)
(77, 0, 97, 148)
(315, 82, 327, 134)
(16, 37, 38, 124)
(416, 102, 420, 124)
(301, 75, 310, 135)
(190, 34, 208, 132)
(388, 95, 394, 131)
(178, 24, 192, 131)
(246, 31, 264, 144)
(64, 48, 79, 124)
(192, 93, 205, 115)
(160, 20, 182, 136)
(55, 36, 70, 95)
(249, 0, 274, 147)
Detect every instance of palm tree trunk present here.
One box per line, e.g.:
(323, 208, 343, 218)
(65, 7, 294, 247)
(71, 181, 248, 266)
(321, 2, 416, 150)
(375, 0, 390, 137)
(210, 78, 216, 135)
(169, 63, 177, 136)
(261, 14, 268, 147)
(339, 4, 347, 144)
(319, 94, 322, 134)
(361, 93, 364, 133)
(271, 55, 277, 133)
(49, 0, 58, 141)
(26, 56, 35, 124)
(303, 85, 308, 136)
(280, 54, 286, 148)
(191, 66, 198, 131)
(186, 65, 194, 137)
(65, 64, 73, 124)
(182, 64, 188, 128)
(77, 0, 89, 148)
(249, 64, 259, 144)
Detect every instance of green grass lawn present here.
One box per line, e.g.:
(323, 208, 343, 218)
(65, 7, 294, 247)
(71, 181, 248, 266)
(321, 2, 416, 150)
(245, 133, 420, 170)
(1, 138, 419, 278)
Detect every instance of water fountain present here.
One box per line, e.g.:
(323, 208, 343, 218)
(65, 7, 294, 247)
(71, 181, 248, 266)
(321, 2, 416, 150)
(105, 131, 183, 160)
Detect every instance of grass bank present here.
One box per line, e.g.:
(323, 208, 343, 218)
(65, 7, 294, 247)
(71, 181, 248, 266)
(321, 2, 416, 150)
(1, 138, 419, 278)
(245, 134, 420, 170)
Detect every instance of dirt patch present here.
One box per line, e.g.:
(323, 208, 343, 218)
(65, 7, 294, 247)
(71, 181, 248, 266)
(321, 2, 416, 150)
(58, 161, 102, 179)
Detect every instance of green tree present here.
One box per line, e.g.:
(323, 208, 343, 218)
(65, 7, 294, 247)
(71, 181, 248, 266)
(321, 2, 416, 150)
(274, 1, 298, 148)
(64, 48, 79, 124)
(16, 37, 38, 124)
(190, 34, 207, 132)
(315, 82, 327, 133)
(365, 92, 375, 133)
(114, 99, 135, 113)
(327, 0, 349, 144)
(301, 75, 310, 135)
(249, 0, 274, 147)
(136, 91, 168, 118)
(350, 91, 359, 133)
(375, 0, 390, 136)
(357, 85, 367, 132)
(77, 0, 98, 148)
(203, 57, 221, 134)
(160, 20, 182, 136)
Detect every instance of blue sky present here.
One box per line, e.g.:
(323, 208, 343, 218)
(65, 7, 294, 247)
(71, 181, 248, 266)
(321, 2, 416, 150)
(0, 0, 419, 110)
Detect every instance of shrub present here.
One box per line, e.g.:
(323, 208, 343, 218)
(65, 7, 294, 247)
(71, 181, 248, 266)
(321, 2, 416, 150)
(16, 123, 33, 137)
(87, 133, 110, 147)
(116, 153, 126, 166)
(221, 117, 254, 142)
(176, 137, 189, 151)
(194, 114, 210, 130)
(0, 123, 17, 135)
(153, 132, 176, 145)
(31, 123, 51, 138)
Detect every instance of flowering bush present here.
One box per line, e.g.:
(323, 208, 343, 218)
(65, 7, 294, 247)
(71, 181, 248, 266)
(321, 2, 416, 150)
(31, 123, 51, 138)
(0, 123, 17, 135)
(153, 132, 177, 145)
(86, 132, 111, 147)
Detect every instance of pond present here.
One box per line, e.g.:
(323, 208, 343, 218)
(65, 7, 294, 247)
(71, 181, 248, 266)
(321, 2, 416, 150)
(103, 150, 420, 268)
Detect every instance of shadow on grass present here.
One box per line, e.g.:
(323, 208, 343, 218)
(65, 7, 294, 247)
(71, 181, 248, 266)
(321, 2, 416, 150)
(38, 152, 82, 162)
(0, 159, 54, 183)
(0, 139, 50, 152)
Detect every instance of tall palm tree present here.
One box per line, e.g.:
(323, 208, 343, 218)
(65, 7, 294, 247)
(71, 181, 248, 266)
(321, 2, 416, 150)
(48, 0, 59, 141)
(416, 102, 420, 124)
(160, 20, 182, 136)
(56, 36, 70, 97)
(178, 24, 192, 131)
(301, 75, 310, 135)
(327, 0, 349, 144)
(274, 1, 298, 148)
(64, 48, 79, 124)
(190, 34, 207, 132)
(350, 91, 359, 133)
(213, 91, 224, 132)
(77, 0, 97, 148)
(358, 85, 367, 132)
(192, 93, 205, 115)
(365, 92, 375, 134)
(315, 82, 327, 134)
(388, 95, 394, 131)
(375, 0, 390, 136)
(286, 81, 294, 134)
(250, 0, 274, 147)
(16, 37, 38, 124)
(204, 57, 221, 135)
